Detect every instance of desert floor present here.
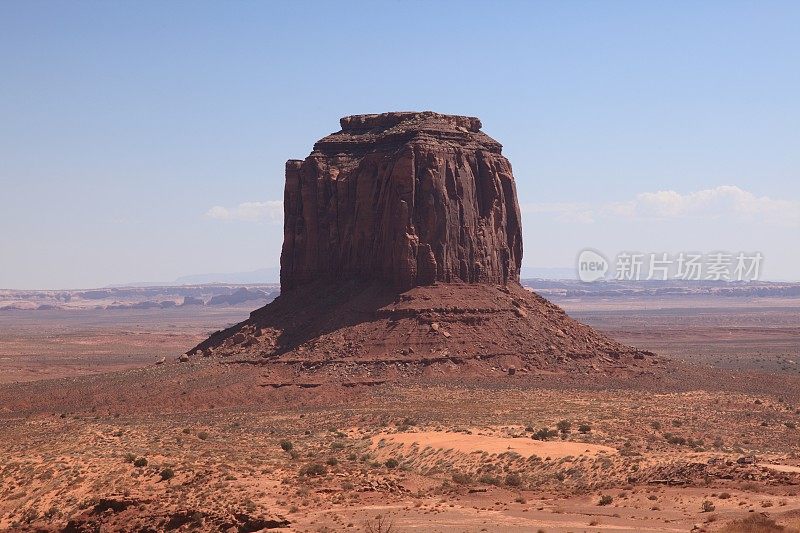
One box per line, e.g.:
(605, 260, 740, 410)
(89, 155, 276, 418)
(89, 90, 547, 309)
(0, 293, 798, 532)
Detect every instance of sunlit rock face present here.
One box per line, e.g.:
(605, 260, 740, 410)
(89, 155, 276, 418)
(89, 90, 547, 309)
(280, 111, 523, 291)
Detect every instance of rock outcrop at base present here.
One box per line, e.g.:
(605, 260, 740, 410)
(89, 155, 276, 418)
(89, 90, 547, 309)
(280, 112, 522, 291)
(190, 281, 659, 380)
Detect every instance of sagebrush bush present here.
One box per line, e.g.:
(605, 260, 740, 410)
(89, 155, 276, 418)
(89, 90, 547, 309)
(300, 463, 327, 476)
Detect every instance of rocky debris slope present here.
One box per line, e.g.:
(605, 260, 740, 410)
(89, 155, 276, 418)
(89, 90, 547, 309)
(281, 111, 522, 291)
(190, 280, 658, 379)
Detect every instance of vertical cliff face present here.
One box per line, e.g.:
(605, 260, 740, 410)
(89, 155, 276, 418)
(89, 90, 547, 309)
(280, 112, 523, 291)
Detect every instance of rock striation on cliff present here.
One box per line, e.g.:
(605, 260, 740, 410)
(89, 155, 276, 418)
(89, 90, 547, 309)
(280, 112, 522, 291)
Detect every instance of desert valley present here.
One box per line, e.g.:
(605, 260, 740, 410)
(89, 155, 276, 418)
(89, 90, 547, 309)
(1, 112, 799, 533)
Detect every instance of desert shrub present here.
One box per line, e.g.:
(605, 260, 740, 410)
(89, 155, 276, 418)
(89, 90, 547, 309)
(384, 458, 399, 469)
(326, 457, 338, 466)
(701, 500, 715, 512)
(280, 440, 293, 452)
(123, 453, 136, 463)
(650, 421, 662, 430)
(398, 418, 416, 430)
(364, 514, 395, 533)
(556, 420, 571, 435)
(299, 463, 327, 476)
(785, 422, 797, 430)
(479, 474, 500, 485)
(598, 494, 613, 506)
(197, 431, 209, 441)
(451, 472, 473, 485)
(505, 473, 522, 487)
(578, 423, 591, 434)
(160, 468, 175, 481)
(331, 441, 346, 450)
(21, 507, 39, 524)
(347, 453, 357, 461)
(718, 492, 732, 499)
(532, 428, 556, 441)
(718, 513, 793, 533)
(664, 433, 686, 445)
(133, 457, 148, 468)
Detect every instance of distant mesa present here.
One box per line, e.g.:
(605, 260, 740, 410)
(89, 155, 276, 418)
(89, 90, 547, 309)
(180, 296, 205, 306)
(189, 112, 656, 376)
(207, 287, 270, 306)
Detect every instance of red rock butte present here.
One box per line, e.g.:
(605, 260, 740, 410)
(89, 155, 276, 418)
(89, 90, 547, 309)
(190, 112, 657, 380)
(281, 111, 522, 291)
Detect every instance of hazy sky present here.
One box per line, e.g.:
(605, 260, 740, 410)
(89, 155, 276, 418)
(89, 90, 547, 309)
(1, 1, 798, 289)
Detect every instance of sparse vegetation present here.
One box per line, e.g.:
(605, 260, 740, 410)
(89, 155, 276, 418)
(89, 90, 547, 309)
(532, 427, 557, 441)
(451, 472, 473, 485)
(719, 513, 797, 533)
(664, 433, 687, 445)
(299, 463, 327, 477)
(364, 514, 395, 533)
(3, 293, 800, 531)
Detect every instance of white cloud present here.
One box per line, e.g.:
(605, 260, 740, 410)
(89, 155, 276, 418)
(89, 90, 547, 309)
(605, 186, 800, 225)
(525, 185, 799, 227)
(205, 201, 283, 223)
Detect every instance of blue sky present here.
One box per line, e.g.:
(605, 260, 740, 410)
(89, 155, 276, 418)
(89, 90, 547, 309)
(1, 1, 798, 288)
